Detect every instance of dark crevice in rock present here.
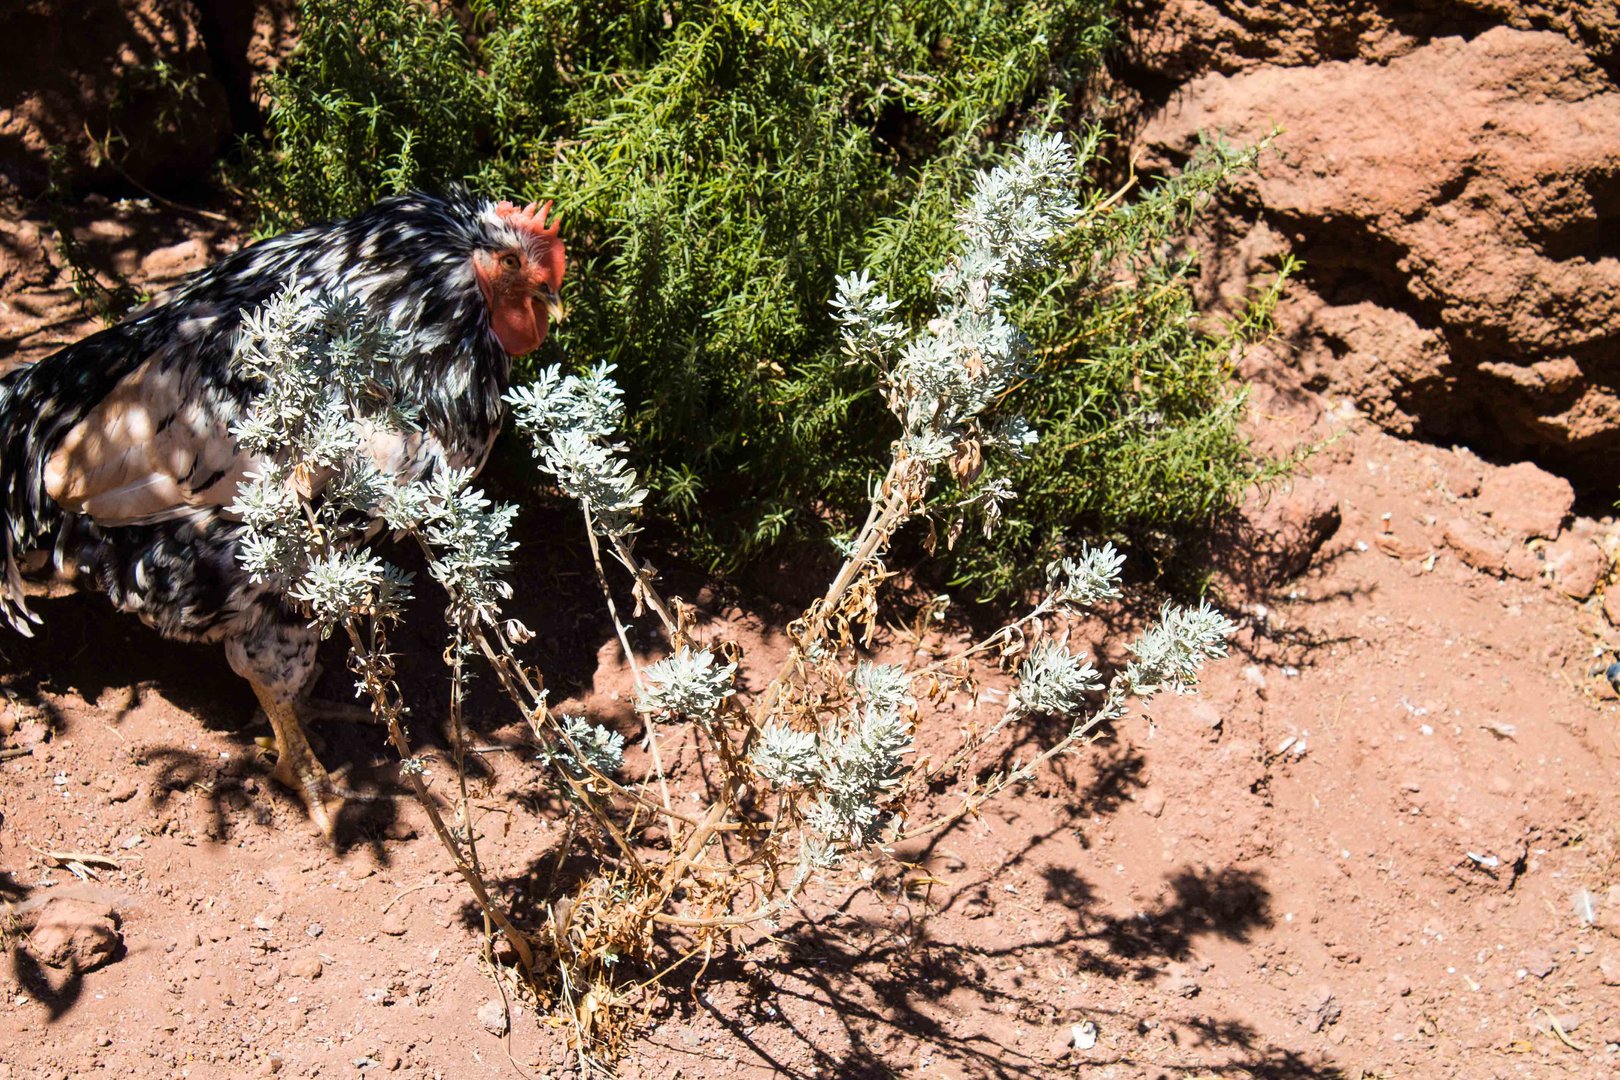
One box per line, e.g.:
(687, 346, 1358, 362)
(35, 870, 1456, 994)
(190, 0, 270, 142)
(1532, 169, 1620, 264)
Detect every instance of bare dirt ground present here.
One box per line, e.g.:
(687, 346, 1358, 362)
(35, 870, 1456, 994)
(2, 206, 1619, 1080)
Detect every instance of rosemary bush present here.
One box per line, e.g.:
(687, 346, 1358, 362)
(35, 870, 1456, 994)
(246, 0, 1285, 594)
(235, 127, 1235, 1063)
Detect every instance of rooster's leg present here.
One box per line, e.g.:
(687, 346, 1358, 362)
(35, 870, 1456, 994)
(227, 621, 350, 842)
(249, 682, 348, 842)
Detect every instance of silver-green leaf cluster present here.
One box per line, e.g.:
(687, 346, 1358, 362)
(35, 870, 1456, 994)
(637, 647, 737, 721)
(505, 363, 648, 537)
(229, 286, 518, 637)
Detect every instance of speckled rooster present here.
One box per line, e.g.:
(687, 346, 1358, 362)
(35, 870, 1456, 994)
(0, 192, 566, 840)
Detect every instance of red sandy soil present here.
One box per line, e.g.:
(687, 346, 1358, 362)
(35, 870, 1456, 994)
(2, 215, 1619, 1080)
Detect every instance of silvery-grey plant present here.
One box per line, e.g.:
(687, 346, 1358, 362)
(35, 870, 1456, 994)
(227, 123, 1239, 1045)
(508, 127, 1235, 883)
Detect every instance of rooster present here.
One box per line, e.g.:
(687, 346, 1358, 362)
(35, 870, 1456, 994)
(0, 192, 566, 841)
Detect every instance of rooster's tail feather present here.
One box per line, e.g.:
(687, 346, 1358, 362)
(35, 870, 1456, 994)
(0, 373, 39, 634)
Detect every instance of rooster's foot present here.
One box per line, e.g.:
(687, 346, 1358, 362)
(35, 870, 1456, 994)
(251, 687, 352, 843)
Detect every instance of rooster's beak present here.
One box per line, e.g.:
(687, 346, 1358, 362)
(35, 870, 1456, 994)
(540, 288, 565, 324)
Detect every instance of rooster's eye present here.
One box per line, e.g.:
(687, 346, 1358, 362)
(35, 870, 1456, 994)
(498, 252, 522, 272)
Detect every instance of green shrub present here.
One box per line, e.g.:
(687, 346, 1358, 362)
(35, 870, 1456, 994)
(246, 0, 1284, 597)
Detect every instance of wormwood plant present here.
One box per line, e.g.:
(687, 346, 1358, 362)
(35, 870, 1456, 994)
(248, 0, 1283, 593)
(236, 129, 1233, 1064)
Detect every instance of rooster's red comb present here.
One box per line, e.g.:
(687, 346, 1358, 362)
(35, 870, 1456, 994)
(495, 199, 561, 238)
(494, 199, 566, 286)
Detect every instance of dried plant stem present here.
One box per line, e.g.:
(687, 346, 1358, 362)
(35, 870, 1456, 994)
(477, 622, 700, 826)
(581, 510, 674, 820)
(341, 618, 537, 976)
(913, 604, 1051, 677)
(749, 459, 910, 731)
(605, 532, 682, 644)
(446, 628, 497, 947)
(645, 461, 918, 921)
(898, 683, 1127, 841)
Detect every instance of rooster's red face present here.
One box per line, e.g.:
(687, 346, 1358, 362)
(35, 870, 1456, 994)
(472, 200, 567, 356)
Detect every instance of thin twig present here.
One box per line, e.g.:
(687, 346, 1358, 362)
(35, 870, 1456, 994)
(582, 508, 673, 820)
(381, 877, 443, 915)
(81, 121, 234, 224)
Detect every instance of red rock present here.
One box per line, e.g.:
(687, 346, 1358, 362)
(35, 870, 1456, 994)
(1301, 985, 1341, 1032)
(1137, 27, 1620, 488)
(1544, 534, 1608, 598)
(1475, 463, 1575, 540)
(1215, 477, 1342, 590)
(24, 897, 122, 971)
(1600, 955, 1620, 986)
(138, 239, 209, 285)
(1524, 947, 1557, 978)
(1503, 543, 1541, 582)
(1605, 587, 1620, 628)
(1443, 518, 1507, 576)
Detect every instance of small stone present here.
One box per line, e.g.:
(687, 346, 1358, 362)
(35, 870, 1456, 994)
(25, 898, 121, 971)
(379, 910, 408, 936)
(1503, 543, 1540, 581)
(1439, 455, 1483, 498)
(1302, 986, 1340, 1033)
(1476, 462, 1573, 539)
(477, 999, 508, 1036)
(12, 717, 49, 750)
(1168, 973, 1200, 998)
(1599, 955, 1620, 986)
(1532, 1011, 1581, 1035)
(1544, 535, 1607, 598)
(1524, 948, 1557, 979)
(138, 238, 207, 282)
(1443, 518, 1506, 576)
(382, 1050, 402, 1071)
(289, 956, 322, 980)
(265, 1054, 284, 1075)
(1139, 791, 1166, 818)
(252, 965, 281, 989)
(1604, 588, 1620, 629)
(106, 779, 138, 804)
(960, 888, 993, 919)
